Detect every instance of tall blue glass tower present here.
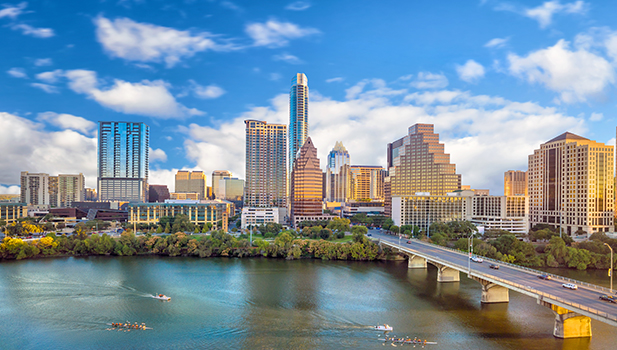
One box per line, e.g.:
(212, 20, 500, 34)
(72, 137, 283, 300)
(98, 121, 149, 203)
(289, 73, 309, 172)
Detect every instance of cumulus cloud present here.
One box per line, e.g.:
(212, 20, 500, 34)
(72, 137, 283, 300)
(36, 69, 64, 84)
(37, 112, 97, 134)
(10, 23, 54, 38)
(0, 112, 97, 188)
(508, 39, 614, 103)
(484, 37, 509, 48)
(589, 112, 603, 121)
(0, 185, 20, 195)
(273, 53, 303, 64)
(285, 1, 311, 11)
(189, 80, 226, 99)
(34, 58, 53, 66)
(409, 72, 449, 89)
(456, 60, 485, 83)
(524, 1, 586, 28)
(326, 77, 344, 83)
(64, 69, 204, 118)
(245, 19, 319, 47)
(179, 79, 584, 194)
(31, 83, 59, 94)
(7, 67, 27, 78)
(149, 147, 168, 162)
(94, 16, 234, 68)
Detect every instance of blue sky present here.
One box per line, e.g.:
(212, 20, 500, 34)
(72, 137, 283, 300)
(1, 0, 617, 195)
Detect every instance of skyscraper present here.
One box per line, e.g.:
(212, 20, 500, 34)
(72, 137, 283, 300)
(291, 137, 323, 225)
(175, 170, 206, 199)
(289, 73, 309, 172)
(20, 172, 52, 206)
(504, 170, 527, 196)
(528, 132, 614, 235)
(350, 165, 386, 201)
(325, 141, 351, 202)
(212, 170, 232, 199)
(57, 174, 85, 207)
(98, 121, 149, 203)
(20, 172, 84, 207)
(387, 123, 461, 197)
(245, 120, 287, 207)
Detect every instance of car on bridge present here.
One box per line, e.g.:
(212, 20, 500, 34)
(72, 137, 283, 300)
(470, 256, 483, 263)
(406, 240, 412, 244)
(562, 283, 578, 290)
(489, 264, 499, 269)
(538, 274, 552, 280)
(600, 295, 616, 303)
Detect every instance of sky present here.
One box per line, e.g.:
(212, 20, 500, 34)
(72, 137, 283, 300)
(2, 0, 617, 196)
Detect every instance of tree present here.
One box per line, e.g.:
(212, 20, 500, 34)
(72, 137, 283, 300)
(327, 218, 350, 232)
(382, 218, 394, 231)
(171, 214, 194, 233)
(156, 225, 163, 234)
(390, 225, 399, 234)
(545, 236, 567, 264)
(164, 223, 171, 234)
(319, 228, 333, 240)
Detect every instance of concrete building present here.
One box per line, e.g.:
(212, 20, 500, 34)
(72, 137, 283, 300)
(290, 137, 323, 226)
(20, 172, 84, 208)
(128, 201, 229, 231)
(244, 120, 287, 208)
(20, 172, 52, 207)
(98, 121, 149, 203)
(342, 200, 385, 217)
(170, 192, 200, 200)
(289, 73, 309, 173)
(0, 202, 27, 225)
(217, 178, 244, 201)
(148, 185, 170, 203)
(325, 141, 350, 202)
(350, 165, 385, 201)
(528, 132, 614, 235)
(241, 207, 280, 229)
(57, 174, 85, 208)
(85, 188, 97, 201)
(504, 170, 527, 196)
(392, 190, 529, 234)
(212, 170, 232, 199)
(175, 170, 207, 199)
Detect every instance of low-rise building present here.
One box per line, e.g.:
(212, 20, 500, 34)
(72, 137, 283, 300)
(0, 202, 27, 225)
(241, 207, 280, 229)
(128, 201, 229, 231)
(342, 200, 385, 217)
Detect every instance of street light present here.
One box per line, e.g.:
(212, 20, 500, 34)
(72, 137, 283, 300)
(605, 243, 613, 293)
(467, 232, 475, 275)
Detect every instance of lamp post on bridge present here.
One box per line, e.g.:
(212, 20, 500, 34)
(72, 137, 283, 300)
(605, 243, 613, 293)
(467, 232, 475, 276)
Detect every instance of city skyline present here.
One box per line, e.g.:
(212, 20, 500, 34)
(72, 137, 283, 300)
(3, 1, 617, 195)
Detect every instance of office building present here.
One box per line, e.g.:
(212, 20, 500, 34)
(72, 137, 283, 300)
(217, 178, 244, 201)
(85, 188, 97, 201)
(528, 132, 614, 235)
(175, 170, 206, 199)
(245, 120, 287, 207)
(128, 201, 229, 231)
(149, 185, 170, 203)
(241, 207, 280, 229)
(325, 141, 351, 202)
(98, 121, 149, 202)
(504, 170, 527, 196)
(57, 174, 85, 208)
(350, 165, 386, 201)
(212, 170, 232, 199)
(290, 137, 323, 225)
(21, 172, 52, 206)
(0, 202, 28, 225)
(289, 73, 309, 172)
(170, 192, 200, 200)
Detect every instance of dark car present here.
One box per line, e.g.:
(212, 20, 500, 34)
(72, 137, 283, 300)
(538, 274, 552, 280)
(367, 233, 372, 237)
(489, 264, 499, 270)
(406, 240, 412, 244)
(600, 295, 616, 303)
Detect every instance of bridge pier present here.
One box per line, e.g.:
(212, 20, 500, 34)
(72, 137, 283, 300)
(478, 279, 509, 303)
(407, 255, 427, 269)
(435, 263, 459, 282)
(539, 300, 592, 338)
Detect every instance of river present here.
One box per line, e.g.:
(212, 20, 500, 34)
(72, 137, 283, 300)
(0, 256, 616, 349)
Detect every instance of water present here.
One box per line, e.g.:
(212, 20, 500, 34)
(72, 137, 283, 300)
(0, 256, 616, 349)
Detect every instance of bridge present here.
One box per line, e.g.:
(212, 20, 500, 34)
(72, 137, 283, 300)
(372, 230, 617, 339)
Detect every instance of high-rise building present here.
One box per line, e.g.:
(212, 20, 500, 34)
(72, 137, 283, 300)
(528, 132, 614, 235)
(290, 137, 323, 225)
(57, 174, 85, 207)
(245, 120, 287, 207)
(212, 170, 232, 199)
(325, 141, 350, 202)
(217, 178, 245, 201)
(20, 172, 52, 206)
(149, 185, 170, 203)
(98, 121, 149, 203)
(175, 170, 206, 199)
(387, 123, 461, 196)
(504, 170, 527, 196)
(85, 188, 97, 201)
(350, 165, 386, 201)
(289, 73, 309, 172)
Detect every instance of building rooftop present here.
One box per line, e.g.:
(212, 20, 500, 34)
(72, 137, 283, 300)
(547, 132, 589, 143)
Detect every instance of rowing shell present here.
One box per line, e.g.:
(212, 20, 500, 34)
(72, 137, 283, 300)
(107, 323, 153, 330)
(380, 339, 437, 345)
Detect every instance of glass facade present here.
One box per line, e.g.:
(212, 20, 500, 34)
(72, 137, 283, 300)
(289, 73, 309, 173)
(291, 137, 323, 221)
(325, 141, 350, 202)
(350, 165, 385, 201)
(504, 170, 527, 196)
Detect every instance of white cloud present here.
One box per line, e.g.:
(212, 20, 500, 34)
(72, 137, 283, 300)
(34, 58, 53, 66)
(410, 72, 449, 89)
(326, 77, 344, 83)
(220, 1, 242, 11)
(36, 69, 63, 83)
(484, 37, 509, 48)
(273, 53, 303, 64)
(64, 69, 204, 118)
(589, 112, 603, 121)
(508, 39, 615, 103)
(456, 60, 486, 83)
(10, 23, 54, 38)
(0, 2, 26, 20)
(149, 147, 168, 162)
(94, 16, 234, 68)
(31, 83, 59, 94)
(37, 112, 97, 134)
(0, 185, 20, 195)
(7, 67, 27, 78)
(149, 168, 179, 189)
(0, 112, 97, 188)
(285, 1, 311, 11)
(245, 19, 319, 47)
(524, 1, 587, 28)
(183, 80, 226, 99)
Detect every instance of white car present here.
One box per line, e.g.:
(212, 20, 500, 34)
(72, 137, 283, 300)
(562, 283, 578, 290)
(470, 256, 483, 263)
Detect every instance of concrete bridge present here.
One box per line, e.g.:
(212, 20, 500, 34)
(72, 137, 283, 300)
(374, 231, 617, 339)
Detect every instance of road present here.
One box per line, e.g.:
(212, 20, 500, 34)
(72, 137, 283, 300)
(369, 229, 617, 326)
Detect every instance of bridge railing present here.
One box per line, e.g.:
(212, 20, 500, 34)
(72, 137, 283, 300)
(384, 237, 614, 294)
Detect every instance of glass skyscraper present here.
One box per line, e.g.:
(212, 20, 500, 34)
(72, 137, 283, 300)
(325, 141, 351, 202)
(98, 121, 149, 203)
(289, 73, 309, 172)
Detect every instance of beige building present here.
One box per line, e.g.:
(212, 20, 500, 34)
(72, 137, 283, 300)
(528, 132, 614, 235)
(244, 120, 287, 208)
(170, 192, 200, 200)
(217, 178, 244, 201)
(212, 170, 232, 199)
(0, 202, 28, 225)
(128, 201, 229, 231)
(20, 172, 84, 208)
(58, 174, 85, 207)
(350, 165, 385, 200)
(290, 137, 323, 226)
(175, 171, 207, 199)
(504, 170, 527, 196)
